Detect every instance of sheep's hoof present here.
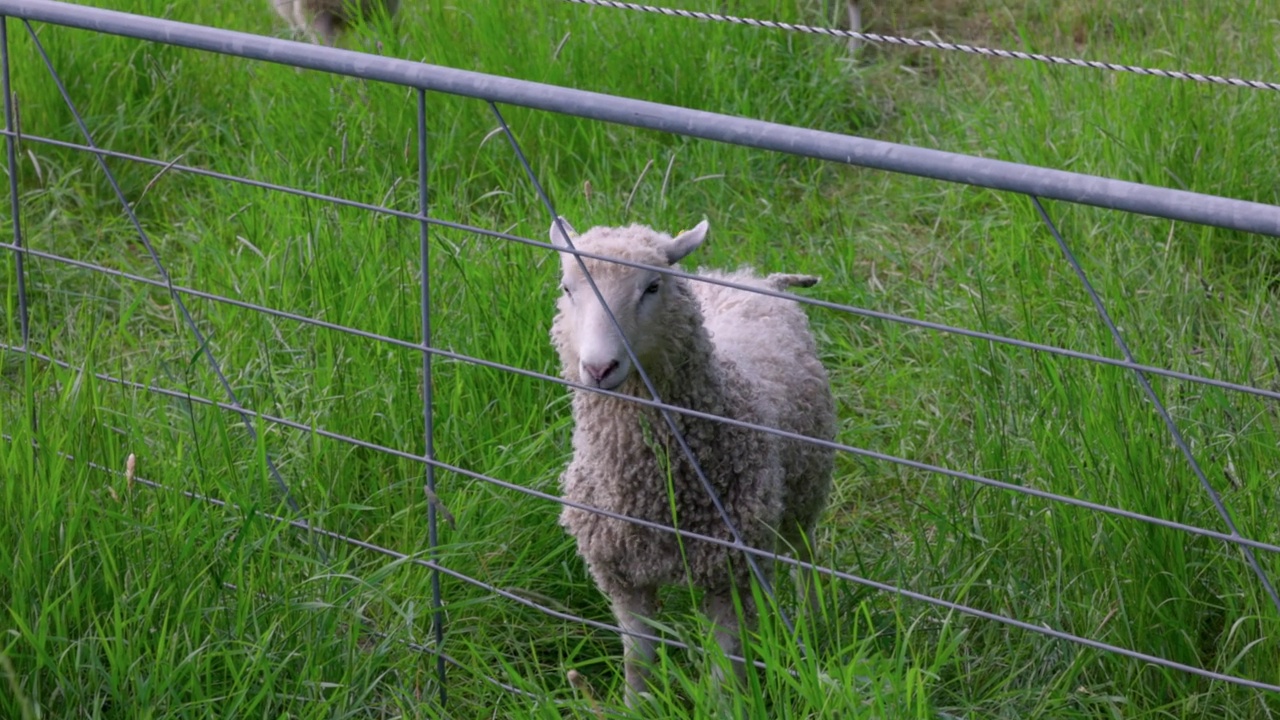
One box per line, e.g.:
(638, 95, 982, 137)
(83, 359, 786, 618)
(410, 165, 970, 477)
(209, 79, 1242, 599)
(625, 689, 659, 711)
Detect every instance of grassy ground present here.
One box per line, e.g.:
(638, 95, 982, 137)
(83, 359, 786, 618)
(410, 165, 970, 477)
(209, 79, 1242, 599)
(2, 0, 1280, 717)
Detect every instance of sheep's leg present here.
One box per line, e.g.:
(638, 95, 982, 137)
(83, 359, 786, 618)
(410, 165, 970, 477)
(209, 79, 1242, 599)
(311, 10, 340, 46)
(612, 587, 658, 707)
(780, 521, 822, 618)
(704, 589, 752, 690)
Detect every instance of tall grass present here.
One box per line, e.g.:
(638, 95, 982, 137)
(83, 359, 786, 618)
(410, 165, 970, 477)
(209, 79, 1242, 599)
(2, 0, 1279, 716)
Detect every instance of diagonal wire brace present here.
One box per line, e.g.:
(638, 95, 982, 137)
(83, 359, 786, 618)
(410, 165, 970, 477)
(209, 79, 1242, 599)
(20, 20, 326, 563)
(1030, 194, 1280, 616)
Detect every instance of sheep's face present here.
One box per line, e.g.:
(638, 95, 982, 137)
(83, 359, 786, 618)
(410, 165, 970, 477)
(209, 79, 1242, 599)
(549, 218, 708, 392)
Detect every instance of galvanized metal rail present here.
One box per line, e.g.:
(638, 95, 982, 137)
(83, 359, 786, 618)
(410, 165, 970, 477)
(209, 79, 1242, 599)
(0, 0, 1278, 237)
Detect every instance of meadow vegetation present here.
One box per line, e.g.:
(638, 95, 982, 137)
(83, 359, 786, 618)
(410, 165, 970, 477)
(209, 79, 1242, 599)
(2, 0, 1280, 717)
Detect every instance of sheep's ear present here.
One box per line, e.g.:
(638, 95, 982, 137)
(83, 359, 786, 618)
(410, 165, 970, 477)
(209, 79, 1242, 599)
(664, 219, 709, 264)
(549, 216, 578, 248)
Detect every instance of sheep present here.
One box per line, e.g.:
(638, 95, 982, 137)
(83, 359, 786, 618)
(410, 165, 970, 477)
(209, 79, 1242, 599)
(847, 1, 862, 51)
(271, 0, 399, 46)
(813, 0, 863, 52)
(548, 217, 837, 705)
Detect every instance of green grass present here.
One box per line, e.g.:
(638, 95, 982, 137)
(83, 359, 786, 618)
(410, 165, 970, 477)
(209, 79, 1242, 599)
(3, 0, 1280, 717)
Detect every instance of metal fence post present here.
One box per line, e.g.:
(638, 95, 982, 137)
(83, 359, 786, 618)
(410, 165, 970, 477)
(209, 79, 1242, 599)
(418, 86, 446, 708)
(1, 15, 28, 351)
(1, 14, 35, 441)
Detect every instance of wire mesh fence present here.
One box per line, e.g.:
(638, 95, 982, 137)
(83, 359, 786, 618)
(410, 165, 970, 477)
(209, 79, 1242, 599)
(3, 0, 1280, 711)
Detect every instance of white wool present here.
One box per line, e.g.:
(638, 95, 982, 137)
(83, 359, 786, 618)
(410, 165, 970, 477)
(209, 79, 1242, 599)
(270, 0, 399, 45)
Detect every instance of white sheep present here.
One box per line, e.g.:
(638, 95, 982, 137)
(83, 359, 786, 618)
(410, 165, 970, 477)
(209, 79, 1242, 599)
(271, 0, 399, 46)
(549, 217, 837, 704)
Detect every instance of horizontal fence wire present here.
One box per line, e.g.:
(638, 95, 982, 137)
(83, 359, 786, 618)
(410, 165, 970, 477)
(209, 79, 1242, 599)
(4, 128, 1279, 408)
(562, 0, 1280, 92)
(6, 268, 1280, 559)
(5, 0, 1280, 706)
(8, 229, 1280, 564)
(211, 580, 571, 709)
(3, 362, 1279, 695)
(8, 257, 1280, 694)
(215, 580, 577, 708)
(6, 144, 1280, 704)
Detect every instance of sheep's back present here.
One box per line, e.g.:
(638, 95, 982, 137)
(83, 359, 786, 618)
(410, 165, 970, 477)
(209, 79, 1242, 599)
(688, 268, 830, 428)
(687, 268, 837, 532)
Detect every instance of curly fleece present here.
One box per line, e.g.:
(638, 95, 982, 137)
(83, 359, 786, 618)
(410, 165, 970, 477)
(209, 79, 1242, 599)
(551, 222, 837, 600)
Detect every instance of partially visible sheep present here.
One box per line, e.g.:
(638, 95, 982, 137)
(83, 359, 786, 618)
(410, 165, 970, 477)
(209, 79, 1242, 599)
(549, 217, 836, 704)
(848, 1, 862, 50)
(271, 0, 399, 46)
(816, 0, 863, 52)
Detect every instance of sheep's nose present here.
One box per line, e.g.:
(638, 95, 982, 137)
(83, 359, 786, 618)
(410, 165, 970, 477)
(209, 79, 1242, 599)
(582, 360, 619, 383)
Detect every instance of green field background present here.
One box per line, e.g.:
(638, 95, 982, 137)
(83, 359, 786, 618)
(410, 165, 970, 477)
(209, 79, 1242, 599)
(2, 0, 1279, 717)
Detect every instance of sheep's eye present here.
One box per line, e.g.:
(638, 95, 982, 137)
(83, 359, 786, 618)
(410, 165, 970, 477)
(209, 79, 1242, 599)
(644, 280, 661, 295)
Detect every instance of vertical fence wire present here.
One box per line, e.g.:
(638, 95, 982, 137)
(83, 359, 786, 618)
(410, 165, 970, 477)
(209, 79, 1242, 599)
(417, 86, 447, 707)
(1030, 195, 1280, 616)
(0, 16, 27, 354)
(485, 101, 803, 651)
(18, 19, 329, 562)
(1, 14, 36, 443)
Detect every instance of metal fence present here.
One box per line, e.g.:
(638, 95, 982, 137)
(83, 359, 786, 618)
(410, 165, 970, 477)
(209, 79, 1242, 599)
(3, 0, 1280, 710)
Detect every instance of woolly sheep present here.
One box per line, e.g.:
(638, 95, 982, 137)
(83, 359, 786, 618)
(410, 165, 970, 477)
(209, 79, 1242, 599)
(548, 217, 837, 704)
(271, 0, 399, 46)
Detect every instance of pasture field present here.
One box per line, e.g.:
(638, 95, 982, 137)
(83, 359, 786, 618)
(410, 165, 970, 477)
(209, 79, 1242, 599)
(2, 0, 1280, 717)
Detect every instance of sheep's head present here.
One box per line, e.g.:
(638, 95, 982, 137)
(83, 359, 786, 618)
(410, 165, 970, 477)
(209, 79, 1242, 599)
(549, 217, 709, 391)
